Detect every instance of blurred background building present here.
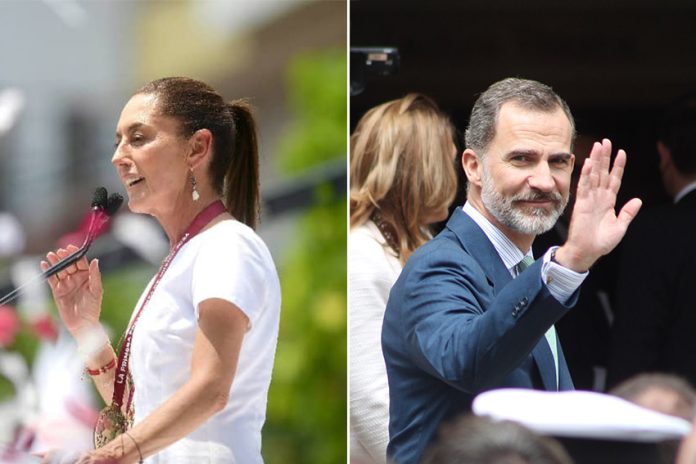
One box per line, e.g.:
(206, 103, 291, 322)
(0, 1, 346, 462)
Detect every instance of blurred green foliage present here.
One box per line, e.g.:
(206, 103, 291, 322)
(263, 49, 347, 463)
(279, 49, 347, 174)
(100, 264, 155, 347)
(0, 328, 34, 402)
(0, 375, 13, 401)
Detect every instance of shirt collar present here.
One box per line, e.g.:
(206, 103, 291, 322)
(462, 202, 532, 276)
(674, 180, 696, 204)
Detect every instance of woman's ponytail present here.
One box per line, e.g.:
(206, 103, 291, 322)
(225, 99, 260, 229)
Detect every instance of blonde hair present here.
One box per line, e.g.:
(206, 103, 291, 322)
(350, 93, 458, 264)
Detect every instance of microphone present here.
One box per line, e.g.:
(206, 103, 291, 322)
(40, 190, 123, 279)
(92, 186, 108, 210)
(0, 188, 123, 307)
(105, 193, 124, 217)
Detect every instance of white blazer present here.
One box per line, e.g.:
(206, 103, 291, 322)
(349, 221, 402, 464)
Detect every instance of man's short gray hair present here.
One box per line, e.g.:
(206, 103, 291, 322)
(465, 77, 576, 155)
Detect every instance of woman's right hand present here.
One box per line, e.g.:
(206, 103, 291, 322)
(40, 244, 103, 337)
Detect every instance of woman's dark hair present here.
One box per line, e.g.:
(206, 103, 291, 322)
(137, 77, 260, 229)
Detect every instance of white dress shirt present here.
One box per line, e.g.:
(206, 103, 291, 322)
(674, 180, 696, 203)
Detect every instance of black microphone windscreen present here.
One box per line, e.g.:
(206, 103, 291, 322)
(92, 187, 108, 209)
(105, 193, 124, 216)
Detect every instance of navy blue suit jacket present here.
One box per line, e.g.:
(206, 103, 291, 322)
(382, 208, 576, 464)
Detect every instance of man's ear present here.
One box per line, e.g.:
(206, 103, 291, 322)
(462, 148, 483, 187)
(657, 140, 672, 171)
(187, 128, 213, 170)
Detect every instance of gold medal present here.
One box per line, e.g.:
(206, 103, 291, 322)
(94, 374, 134, 448)
(94, 404, 128, 448)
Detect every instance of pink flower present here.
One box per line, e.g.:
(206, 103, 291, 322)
(0, 305, 20, 347)
(31, 314, 58, 342)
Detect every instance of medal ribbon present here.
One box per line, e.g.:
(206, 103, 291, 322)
(110, 200, 226, 410)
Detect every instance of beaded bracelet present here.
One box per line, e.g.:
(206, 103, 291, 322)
(86, 357, 116, 376)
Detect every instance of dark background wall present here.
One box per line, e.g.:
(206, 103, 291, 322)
(350, 0, 696, 209)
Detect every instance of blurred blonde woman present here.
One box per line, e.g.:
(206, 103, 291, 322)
(349, 94, 458, 464)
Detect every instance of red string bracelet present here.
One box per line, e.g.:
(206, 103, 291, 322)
(86, 357, 116, 376)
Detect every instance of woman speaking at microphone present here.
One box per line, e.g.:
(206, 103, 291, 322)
(40, 77, 281, 463)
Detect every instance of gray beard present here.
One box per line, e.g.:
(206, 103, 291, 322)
(480, 167, 568, 236)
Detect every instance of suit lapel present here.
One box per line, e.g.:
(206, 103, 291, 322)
(445, 208, 512, 292)
(446, 207, 560, 392)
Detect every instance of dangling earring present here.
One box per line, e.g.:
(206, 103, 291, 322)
(190, 169, 200, 202)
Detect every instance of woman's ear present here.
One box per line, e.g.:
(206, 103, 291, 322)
(462, 148, 483, 187)
(187, 128, 213, 170)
